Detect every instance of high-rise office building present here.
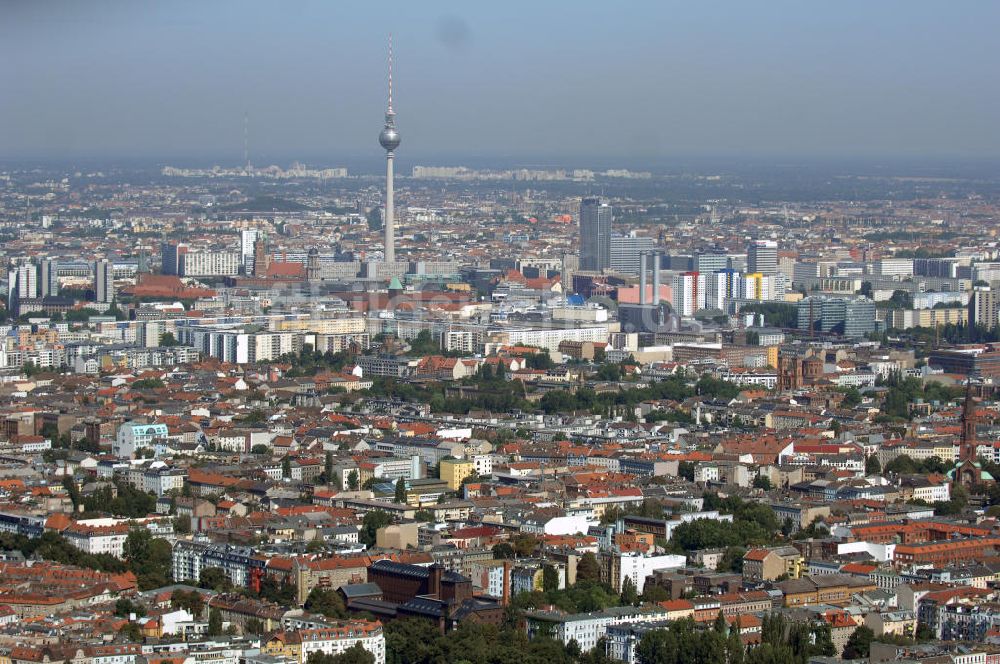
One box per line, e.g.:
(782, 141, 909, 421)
(707, 269, 743, 310)
(748, 240, 778, 276)
(7, 264, 38, 310)
(95, 260, 114, 304)
(797, 296, 875, 338)
(39, 259, 59, 298)
(378, 37, 400, 266)
(743, 273, 770, 301)
(876, 259, 914, 277)
(240, 229, 259, 274)
(161, 242, 187, 276)
(969, 288, 1000, 330)
(671, 271, 706, 317)
(662, 254, 694, 271)
(610, 232, 655, 275)
(579, 197, 612, 271)
(694, 251, 730, 275)
(914, 257, 960, 279)
(179, 252, 242, 277)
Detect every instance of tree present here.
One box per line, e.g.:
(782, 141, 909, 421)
(620, 576, 638, 605)
(115, 597, 146, 618)
(812, 622, 835, 656)
(843, 625, 874, 659)
(935, 482, 969, 516)
(639, 584, 671, 603)
(62, 476, 81, 509)
(760, 613, 786, 649)
(713, 611, 727, 634)
(786, 622, 815, 662)
(41, 420, 61, 441)
(884, 455, 918, 474)
(360, 510, 392, 548)
(173, 515, 191, 534)
(752, 475, 772, 490)
(307, 644, 375, 664)
(85, 481, 158, 518)
(171, 589, 205, 617)
(305, 587, 348, 620)
(255, 574, 297, 605)
(577, 552, 602, 583)
(542, 565, 560, 593)
(105, 299, 126, 321)
(492, 543, 515, 560)
(718, 546, 746, 573)
(726, 620, 745, 664)
(635, 620, 727, 664)
(131, 377, 166, 390)
(525, 352, 554, 370)
(407, 330, 442, 356)
(123, 529, 173, 590)
(884, 290, 914, 310)
(199, 566, 233, 592)
(159, 332, 180, 347)
(245, 617, 265, 635)
(119, 622, 144, 642)
(324, 452, 334, 482)
(841, 387, 862, 408)
(383, 618, 445, 664)
(207, 608, 223, 637)
(347, 469, 359, 491)
(865, 455, 882, 475)
(239, 408, 267, 426)
(744, 644, 793, 664)
(512, 534, 538, 557)
(479, 363, 494, 381)
(595, 363, 622, 382)
(394, 477, 407, 503)
(281, 456, 292, 479)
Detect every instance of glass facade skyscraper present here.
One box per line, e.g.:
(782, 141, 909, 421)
(580, 197, 612, 271)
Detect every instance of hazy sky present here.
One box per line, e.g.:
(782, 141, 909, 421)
(2, 1, 999, 164)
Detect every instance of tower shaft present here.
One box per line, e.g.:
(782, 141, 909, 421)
(385, 152, 395, 263)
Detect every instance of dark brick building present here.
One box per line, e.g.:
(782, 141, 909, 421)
(367, 560, 472, 605)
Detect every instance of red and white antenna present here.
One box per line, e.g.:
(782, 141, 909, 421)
(387, 33, 394, 114)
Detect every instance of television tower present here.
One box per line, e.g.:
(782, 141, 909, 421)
(378, 35, 400, 264)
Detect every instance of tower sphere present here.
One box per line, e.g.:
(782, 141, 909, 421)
(379, 125, 400, 152)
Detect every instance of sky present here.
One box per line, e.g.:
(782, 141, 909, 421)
(2, 1, 999, 167)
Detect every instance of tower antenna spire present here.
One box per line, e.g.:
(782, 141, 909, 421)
(387, 33, 394, 114)
(243, 112, 250, 173)
(243, 111, 250, 166)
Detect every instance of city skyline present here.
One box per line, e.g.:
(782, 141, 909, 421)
(2, 1, 1000, 162)
(5, 2, 1000, 662)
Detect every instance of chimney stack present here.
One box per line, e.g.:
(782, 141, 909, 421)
(639, 253, 648, 305)
(428, 563, 443, 598)
(502, 560, 512, 606)
(652, 253, 661, 305)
